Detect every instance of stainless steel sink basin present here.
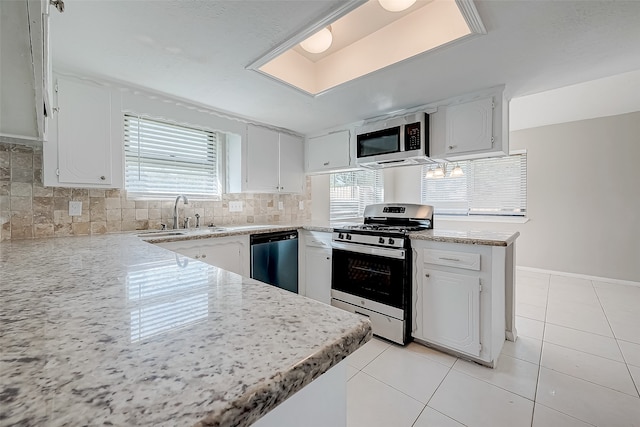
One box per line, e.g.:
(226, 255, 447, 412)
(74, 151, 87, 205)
(137, 231, 186, 238)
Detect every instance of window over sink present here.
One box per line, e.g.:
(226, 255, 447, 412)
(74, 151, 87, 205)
(421, 152, 527, 217)
(330, 170, 384, 220)
(123, 114, 222, 199)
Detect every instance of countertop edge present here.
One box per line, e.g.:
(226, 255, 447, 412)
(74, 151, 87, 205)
(198, 322, 372, 427)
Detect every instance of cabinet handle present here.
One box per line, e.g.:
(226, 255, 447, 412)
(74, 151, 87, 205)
(323, 161, 330, 166)
(447, 145, 456, 150)
(100, 176, 106, 181)
(439, 257, 461, 262)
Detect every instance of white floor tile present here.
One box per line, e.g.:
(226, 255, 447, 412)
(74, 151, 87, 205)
(362, 345, 450, 404)
(516, 285, 548, 308)
(547, 280, 600, 308)
(517, 301, 546, 321)
(347, 364, 359, 380)
(545, 300, 613, 337)
(516, 316, 545, 340)
(501, 335, 542, 365)
(346, 337, 390, 370)
(544, 323, 624, 362)
(629, 365, 640, 396)
(413, 407, 464, 427)
(619, 340, 640, 367)
(593, 281, 640, 313)
(604, 310, 640, 344)
(429, 370, 534, 427)
(537, 367, 640, 427)
(532, 403, 595, 427)
(405, 341, 458, 368)
(541, 342, 637, 396)
(453, 354, 539, 399)
(347, 371, 424, 427)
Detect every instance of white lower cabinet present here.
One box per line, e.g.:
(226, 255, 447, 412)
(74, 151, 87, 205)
(412, 239, 507, 367)
(299, 230, 332, 304)
(416, 270, 481, 357)
(156, 235, 250, 277)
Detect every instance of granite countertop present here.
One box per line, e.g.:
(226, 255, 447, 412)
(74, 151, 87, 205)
(0, 234, 371, 426)
(409, 229, 520, 246)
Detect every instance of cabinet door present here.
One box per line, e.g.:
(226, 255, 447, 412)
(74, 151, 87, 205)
(445, 97, 493, 155)
(56, 77, 113, 185)
(201, 240, 244, 276)
(305, 246, 332, 304)
(417, 269, 481, 357)
(278, 133, 304, 193)
(306, 130, 350, 173)
(246, 124, 279, 192)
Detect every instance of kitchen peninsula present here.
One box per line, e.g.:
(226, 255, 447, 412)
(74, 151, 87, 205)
(0, 233, 371, 426)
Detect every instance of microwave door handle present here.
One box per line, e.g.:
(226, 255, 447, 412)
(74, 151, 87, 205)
(332, 242, 405, 259)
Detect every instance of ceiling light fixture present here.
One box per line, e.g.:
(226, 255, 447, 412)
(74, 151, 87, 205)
(300, 26, 333, 54)
(378, 0, 416, 12)
(450, 163, 464, 177)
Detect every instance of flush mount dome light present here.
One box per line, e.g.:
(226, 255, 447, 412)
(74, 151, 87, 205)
(378, 0, 417, 12)
(300, 27, 333, 54)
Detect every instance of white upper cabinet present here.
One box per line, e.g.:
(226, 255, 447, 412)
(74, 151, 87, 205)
(231, 124, 304, 194)
(245, 125, 280, 192)
(0, 0, 49, 146)
(429, 86, 509, 161)
(305, 130, 351, 173)
(43, 76, 123, 188)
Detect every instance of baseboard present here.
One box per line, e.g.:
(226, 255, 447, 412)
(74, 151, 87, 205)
(517, 266, 640, 288)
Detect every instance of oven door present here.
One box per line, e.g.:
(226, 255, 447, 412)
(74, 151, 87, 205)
(331, 242, 408, 310)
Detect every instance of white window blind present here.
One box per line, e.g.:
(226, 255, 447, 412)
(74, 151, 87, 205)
(330, 170, 384, 220)
(124, 114, 220, 199)
(421, 153, 527, 216)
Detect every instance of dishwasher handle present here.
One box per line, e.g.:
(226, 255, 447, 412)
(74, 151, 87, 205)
(250, 230, 298, 245)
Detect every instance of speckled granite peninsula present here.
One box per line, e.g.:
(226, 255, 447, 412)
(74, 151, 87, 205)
(0, 234, 371, 426)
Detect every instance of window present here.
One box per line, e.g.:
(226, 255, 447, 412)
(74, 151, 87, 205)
(124, 114, 221, 199)
(330, 170, 384, 220)
(421, 153, 527, 216)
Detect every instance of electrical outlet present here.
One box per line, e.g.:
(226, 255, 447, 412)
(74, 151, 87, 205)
(299, 201, 304, 210)
(229, 201, 243, 212)
(69, 200, 82, 216)
(278, 201, 284, 210)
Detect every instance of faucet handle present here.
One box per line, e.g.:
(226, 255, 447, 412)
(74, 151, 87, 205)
(160, 223, 167, 230)
(194, 213, 200, 229)
(183, 217, 190, 229)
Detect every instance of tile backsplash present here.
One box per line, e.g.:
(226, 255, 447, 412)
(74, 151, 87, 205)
(0, 143, 312, 241)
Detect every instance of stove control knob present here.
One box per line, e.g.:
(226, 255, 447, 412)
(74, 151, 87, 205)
(346, 234, 352, 240)
(388, 238, 395, 245)
(338, 233, 344, 239)
(378, 237, 385, 244)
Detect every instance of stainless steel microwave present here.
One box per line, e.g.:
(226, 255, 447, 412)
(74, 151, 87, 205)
(355, 112, 432, 169)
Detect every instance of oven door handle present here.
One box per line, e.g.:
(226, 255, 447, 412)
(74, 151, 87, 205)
(332, 242, 406, 259)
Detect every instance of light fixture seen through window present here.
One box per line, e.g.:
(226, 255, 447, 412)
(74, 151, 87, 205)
(450, 163, 464, 177)
(300, 26, 333, 54)
(378, 0, 417, 12)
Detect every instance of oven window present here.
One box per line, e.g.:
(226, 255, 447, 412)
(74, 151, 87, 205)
(357, 127, 400, 158)
(332, 248, 406, 309)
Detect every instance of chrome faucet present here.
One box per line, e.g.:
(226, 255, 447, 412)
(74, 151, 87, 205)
(172, 195, 189, 229)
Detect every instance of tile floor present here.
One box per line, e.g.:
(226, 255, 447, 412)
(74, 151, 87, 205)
(345, 269, 640, 427)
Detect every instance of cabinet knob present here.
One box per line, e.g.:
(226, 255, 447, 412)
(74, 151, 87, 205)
(425, 273, 430, 278)
(201, 254, 207, 258)
(100, 176, 106, 181)
(195, 255, 200, 259)
(323, 161, 330, 166)
(326, 256, 330, 260)
(447, 146, 455, 151)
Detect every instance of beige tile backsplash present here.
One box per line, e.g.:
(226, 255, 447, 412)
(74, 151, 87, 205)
(0, 143, 312, 241)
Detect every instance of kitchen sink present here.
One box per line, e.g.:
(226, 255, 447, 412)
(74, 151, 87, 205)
(137, 231, 187, 238)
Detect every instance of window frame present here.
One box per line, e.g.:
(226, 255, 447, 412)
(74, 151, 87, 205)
(123, 113, 223, 200)
(329, 169, 384, 221)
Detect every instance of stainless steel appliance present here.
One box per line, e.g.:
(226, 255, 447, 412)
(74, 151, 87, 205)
(331, 203, 434, 345)
(355, 112, 433, 169)
(250, 230, 298, 293)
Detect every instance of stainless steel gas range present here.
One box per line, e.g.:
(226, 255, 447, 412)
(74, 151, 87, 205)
(331, 203, 434, 345)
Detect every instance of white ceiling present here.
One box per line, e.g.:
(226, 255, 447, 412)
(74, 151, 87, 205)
(50, 0, 640, 136)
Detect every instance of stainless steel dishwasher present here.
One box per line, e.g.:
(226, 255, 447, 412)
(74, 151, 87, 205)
(250, 230, 298, 293)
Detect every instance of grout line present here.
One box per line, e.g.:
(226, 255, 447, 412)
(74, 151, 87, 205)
(593, 280, 640, 398)
(535, 402, 599, 427)
(530, 272, 550, 427)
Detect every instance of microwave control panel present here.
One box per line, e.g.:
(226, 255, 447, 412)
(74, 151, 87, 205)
(404, 122, 422, 151)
